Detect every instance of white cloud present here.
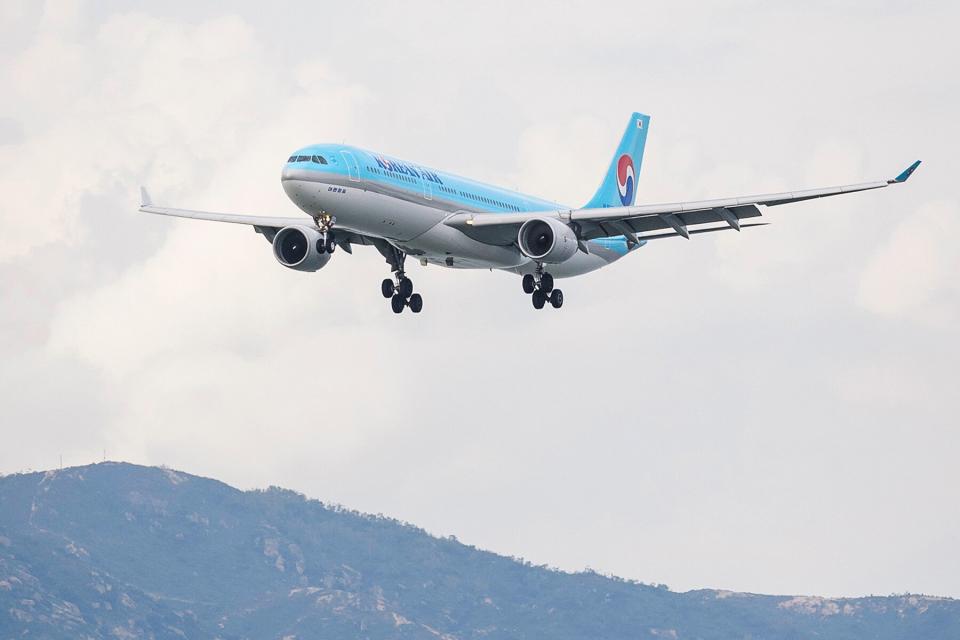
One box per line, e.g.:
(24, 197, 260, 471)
(2, 0, 959, 601)
(0, 7, 366, 262)
(513, 114, 610, 206)
(858, 201, 960, 326)
(35, 8, 378, 468)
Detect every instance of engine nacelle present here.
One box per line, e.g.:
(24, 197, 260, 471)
(272, 226, 332, 272)
(517, 217, 578, 264)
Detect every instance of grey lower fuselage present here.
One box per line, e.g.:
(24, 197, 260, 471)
(280, 164, 628, 279)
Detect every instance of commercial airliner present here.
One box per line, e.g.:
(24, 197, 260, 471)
(139, 113, 920, 313)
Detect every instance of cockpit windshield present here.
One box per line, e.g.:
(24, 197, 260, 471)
(287, 155, 328, 165)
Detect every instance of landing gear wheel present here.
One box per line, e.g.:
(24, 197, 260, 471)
(532, 290, 546, 309)
(540, 272, 554, 294)
(325, 236, 336, 253)
(522, 274, 536, 294)
(409, 293, 423, 313)
(391, 294, 405, 314)
(381, 279, 395, 298)
(550, 289, 564, 309)
(398, 277, 414, 299)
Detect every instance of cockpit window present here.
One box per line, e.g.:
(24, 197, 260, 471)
(289, 154, 328, 164)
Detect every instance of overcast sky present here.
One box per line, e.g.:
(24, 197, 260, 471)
(1, 0, 958, 599)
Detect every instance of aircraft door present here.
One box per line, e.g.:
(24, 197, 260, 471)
(421, 172, 433, 200)
(340, 150, 361, 182)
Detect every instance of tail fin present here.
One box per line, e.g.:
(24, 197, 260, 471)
(583, 112, 650, 209)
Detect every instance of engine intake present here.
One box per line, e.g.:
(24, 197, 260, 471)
(518, 217, 578, 264)
(272, 226, 332, 272)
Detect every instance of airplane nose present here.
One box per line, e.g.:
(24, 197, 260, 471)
(281, 165, 294, 181)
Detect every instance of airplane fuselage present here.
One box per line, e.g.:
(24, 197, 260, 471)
(280, 144, 636, 278)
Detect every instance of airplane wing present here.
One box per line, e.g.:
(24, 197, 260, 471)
(444, 161, 922, 247)
(138, 187, 375, 252)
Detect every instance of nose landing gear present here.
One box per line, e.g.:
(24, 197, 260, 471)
(523, 264, 563, 310)
(310, 213, 338, 254)
(316, 233, 336, 254)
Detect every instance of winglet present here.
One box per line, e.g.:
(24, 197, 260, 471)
(139, 186, 152, 207)
(891, 160, 921, 184)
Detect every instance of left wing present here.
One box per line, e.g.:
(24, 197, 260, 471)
(444, 161, 921, 246)
(138, 187, 374, 251)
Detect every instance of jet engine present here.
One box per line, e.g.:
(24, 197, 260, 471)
(517, 217, 578, 263)
(272, 226, 332, 272)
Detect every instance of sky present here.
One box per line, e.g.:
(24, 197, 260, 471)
(1, 0, 958, 599)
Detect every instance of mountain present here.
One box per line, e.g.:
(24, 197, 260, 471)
(0, 463, 956, 639)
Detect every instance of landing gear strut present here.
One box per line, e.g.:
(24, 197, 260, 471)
(309, 212, 338, 254)
(522, 263, 563, 310)
(376, 243, 423, 314)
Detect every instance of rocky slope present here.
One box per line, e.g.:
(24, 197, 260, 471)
(1, 463, 956, 639)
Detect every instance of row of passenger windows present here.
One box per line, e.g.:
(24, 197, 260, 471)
(288, 155, 328, 164)
(459, 190, 521, 212)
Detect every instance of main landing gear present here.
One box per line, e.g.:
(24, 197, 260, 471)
(522, 265, 563, 310)
(378, 247, 422, 314)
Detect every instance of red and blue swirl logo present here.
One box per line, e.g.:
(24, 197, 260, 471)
(616, 154, 635, 206)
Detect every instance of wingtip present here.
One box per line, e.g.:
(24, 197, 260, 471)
(139, 186, 152, 207)
(892, 160, 921, 184)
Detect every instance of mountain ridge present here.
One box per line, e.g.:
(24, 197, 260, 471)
(1, 462, 956, 639)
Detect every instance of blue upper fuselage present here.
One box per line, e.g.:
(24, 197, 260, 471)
(285, 144, 563, 213)
(283, 144, 635, 256)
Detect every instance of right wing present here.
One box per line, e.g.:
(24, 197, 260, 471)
(444, 161, 922, 246)
(138, 187, 375, 251)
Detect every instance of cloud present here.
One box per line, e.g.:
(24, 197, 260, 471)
(3, 4, 371, 482)
(0, 118, 24, 146)
(2, 0, 959, 602)
(858, 201, 960, 326)
(513, 115, 611, 206)
(0, 6, 366, 263)
(0, 350, 113, 474)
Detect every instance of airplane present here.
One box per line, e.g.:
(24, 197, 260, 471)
(139, 112, 920, 313)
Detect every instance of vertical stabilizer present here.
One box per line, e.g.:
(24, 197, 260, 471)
(584, 112, 650, 209)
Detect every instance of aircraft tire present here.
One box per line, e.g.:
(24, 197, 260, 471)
(550, 289, 564, 309)
(398, 277, 414, 299)
(382, 279, 395, 298)
(532, 290, 546, 309)
(522, 274, 536, 294)
(409, 293, 423, 313)
(540, 273, 554, 293)
(391, 294, 405, 314)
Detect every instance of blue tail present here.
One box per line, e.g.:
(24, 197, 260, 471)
(583, 112, 650, 209)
